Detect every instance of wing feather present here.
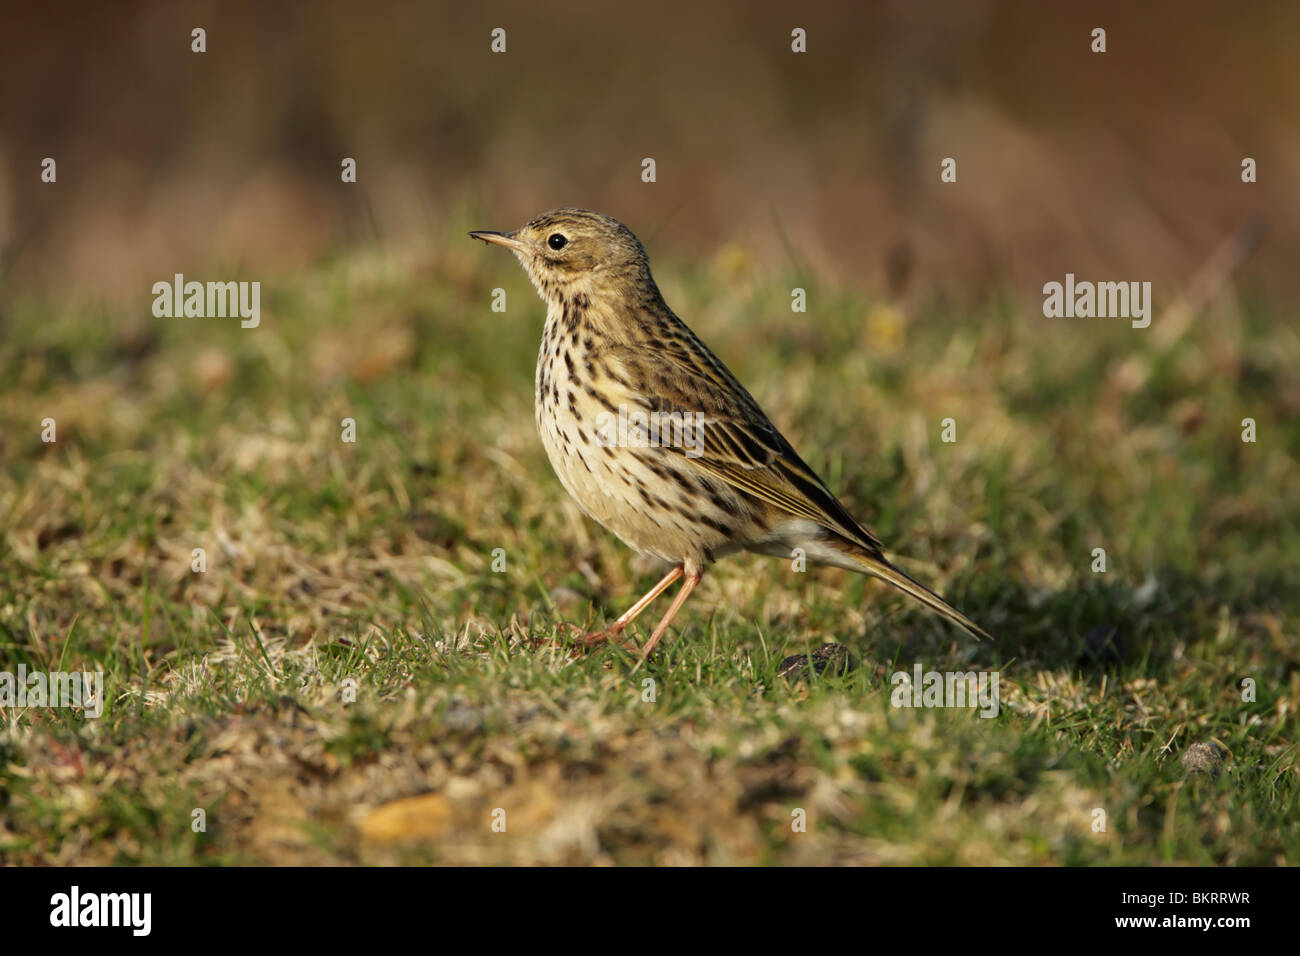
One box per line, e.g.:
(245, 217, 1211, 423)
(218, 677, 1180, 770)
(598, 342, 885, 553)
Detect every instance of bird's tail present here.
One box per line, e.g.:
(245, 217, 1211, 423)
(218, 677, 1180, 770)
(847, 549, 991, 641)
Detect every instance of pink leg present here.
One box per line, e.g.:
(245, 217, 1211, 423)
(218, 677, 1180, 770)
(639, 568, 703, 658)
(546, 565, 684, 650)
(611, 565, 683, 630)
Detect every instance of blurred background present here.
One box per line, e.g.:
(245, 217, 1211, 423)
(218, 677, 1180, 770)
(2, 0, 1298, 307)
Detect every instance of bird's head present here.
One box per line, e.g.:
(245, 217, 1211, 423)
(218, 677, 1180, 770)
(470, 208, 652, 304)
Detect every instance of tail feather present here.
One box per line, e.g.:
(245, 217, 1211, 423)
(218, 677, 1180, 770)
(850, 550, 991, 641)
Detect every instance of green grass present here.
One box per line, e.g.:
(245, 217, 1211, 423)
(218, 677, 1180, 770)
(0, 227, 1296, 864)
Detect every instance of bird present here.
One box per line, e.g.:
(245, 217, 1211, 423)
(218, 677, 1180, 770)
(470, 208, 990, 658)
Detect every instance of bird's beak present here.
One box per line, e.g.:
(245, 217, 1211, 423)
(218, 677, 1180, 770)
(468, 230, 531, 254)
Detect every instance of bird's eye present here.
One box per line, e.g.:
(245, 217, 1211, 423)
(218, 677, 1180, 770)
(547, 233, 568, 250)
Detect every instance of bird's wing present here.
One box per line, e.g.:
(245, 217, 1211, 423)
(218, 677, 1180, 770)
(597, 342, 885, 554)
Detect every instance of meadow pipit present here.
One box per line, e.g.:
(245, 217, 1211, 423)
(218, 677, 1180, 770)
(471, 208, 990, 656)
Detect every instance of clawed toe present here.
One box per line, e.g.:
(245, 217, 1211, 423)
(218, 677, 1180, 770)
(534, 621, 640, 655)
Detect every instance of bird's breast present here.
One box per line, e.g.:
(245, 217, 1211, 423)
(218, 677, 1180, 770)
(534, 306, 617, 525)
(531, 305, 758, 567)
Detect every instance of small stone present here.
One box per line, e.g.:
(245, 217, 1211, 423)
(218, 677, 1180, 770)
(360, 792, 453, 844)
(1181, 741, 1227, 777)
(777, 642, 855, 681)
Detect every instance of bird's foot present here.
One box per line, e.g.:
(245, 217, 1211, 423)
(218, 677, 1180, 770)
(537, 621, 640, 656)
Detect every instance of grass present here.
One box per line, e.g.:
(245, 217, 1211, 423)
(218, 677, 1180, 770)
(0, 221, 1296, 864)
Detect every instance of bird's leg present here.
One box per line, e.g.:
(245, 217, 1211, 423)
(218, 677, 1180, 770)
(608, 565, 684, 633)
(547, 565, 683, 650)
(638, 568, 703, 659)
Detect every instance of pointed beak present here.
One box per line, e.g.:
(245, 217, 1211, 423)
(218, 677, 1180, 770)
(468, 230, 531, 254)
